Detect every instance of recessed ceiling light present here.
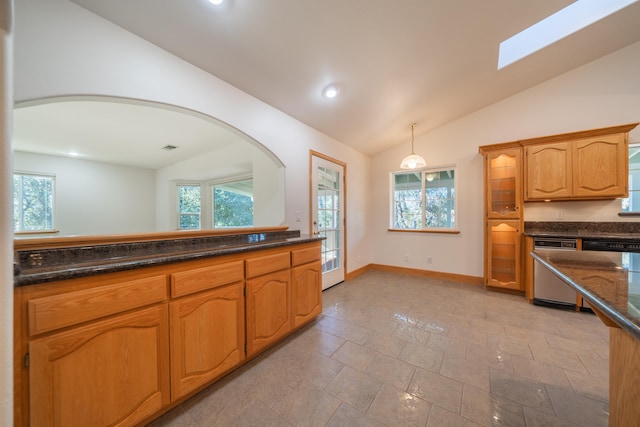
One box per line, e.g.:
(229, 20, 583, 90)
(498, 0, 639, 69)
(322, 84, 340, 99)
(66, 151, 80, 157)
(208, 0, 225, 5)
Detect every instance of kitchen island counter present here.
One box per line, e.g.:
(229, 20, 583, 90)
(531, 249, 640, 427)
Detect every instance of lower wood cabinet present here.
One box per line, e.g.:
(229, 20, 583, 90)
(246, 269, 292, 357)
(292, 260, 322, 328)
(169, 282, 244, 400)
(28, 305, 170, 427)
(15, 241, 322, 427)
(486, 220, 522, 291)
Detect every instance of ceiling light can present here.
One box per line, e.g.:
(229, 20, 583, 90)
(322, 84, 340, 99)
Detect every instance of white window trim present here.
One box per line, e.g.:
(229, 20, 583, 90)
(389, 164, 459, 233)
(13, 171, 57, 234)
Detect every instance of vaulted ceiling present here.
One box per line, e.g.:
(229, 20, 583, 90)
(52, 1, 640, 155)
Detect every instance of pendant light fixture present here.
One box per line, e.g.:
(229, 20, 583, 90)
(400, 123, 426, 169)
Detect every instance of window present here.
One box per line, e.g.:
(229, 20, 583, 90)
(13, 172, 55, 233)
(391, 167, 456, 231)
(177, 184, 201, 229)
(622, 143, 640, 213)
(212, 179, 253, 228)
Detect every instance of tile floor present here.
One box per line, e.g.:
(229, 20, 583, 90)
(148, 270, 610, 426)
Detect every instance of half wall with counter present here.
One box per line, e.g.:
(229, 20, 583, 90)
(531, 249, 640, 427)
(13, 228, 324, 427)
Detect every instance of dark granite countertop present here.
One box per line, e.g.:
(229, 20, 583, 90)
(524, 221, 640, 240)
(531, 249, 640, 340)
(14, 230, 323, 287)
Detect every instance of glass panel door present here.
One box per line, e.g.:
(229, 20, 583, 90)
(311, 154, 345, 290)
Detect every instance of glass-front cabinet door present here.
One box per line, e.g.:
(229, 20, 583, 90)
(486, 219, 522, 290)
(485, 148, 522, 219)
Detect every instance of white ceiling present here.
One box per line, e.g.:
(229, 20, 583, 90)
(14, 98, 252, 171)
(44, 1, 640, 156)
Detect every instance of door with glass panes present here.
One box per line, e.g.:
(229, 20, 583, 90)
(311, 153, 345, 290)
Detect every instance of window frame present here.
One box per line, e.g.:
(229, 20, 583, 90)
(176, 182, 202, 230)
(621, 142, 640, 216)
(210, 176, 254, 229)
(389, 165, 459, 234)
(13, 171, 57, 234)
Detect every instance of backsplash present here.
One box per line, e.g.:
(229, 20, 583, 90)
(525, 221, 640, 234)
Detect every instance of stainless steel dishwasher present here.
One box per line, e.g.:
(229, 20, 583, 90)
(533, 237, 578, 310)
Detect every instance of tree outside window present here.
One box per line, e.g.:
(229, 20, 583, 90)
(391, 168, 456, 230)
(213, 180, 253, 228)
(13, 173, 55, 232)
(177, 184, 201, 229)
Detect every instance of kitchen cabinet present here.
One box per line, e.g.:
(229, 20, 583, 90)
(245, 269, 291, 356)
(525, 142, 572, 200)
(525, 130, 629, 200)
(25, 276, 170, 427)
(480, 145, 523, 293)
(573, 133, 627, 198)
(169, 261, 245, 400)
(291, 247, 322, 328)
(15, 239, 322, 427)
(485, 220, 522, 291)
(484, 147, 523, 219)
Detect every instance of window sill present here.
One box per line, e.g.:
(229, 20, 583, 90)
(618, 212, 640, 217)
(15, 230, 59, 236)
(388, 228, 460, 234)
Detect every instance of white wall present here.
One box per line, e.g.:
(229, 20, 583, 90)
(13, 0, 372, 272)
(14, 151, 156, 236)
(155, 142, 284, 229)
(0, 0, 13, 423)
(371, 40, 640, 278)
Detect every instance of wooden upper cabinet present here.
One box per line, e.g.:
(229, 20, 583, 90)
(524, 126, 633, 201)
(573, 133, 627, 198)
(485, 148, 522, 219)
(525, 142, 572, 200)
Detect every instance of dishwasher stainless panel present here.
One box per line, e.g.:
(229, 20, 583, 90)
(533, 238, 578, 310)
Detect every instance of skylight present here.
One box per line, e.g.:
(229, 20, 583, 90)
(498, 0, 639, 69)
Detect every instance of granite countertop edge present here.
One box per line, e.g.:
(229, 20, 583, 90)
(530, 251, 640, 341)
(15, 235, 322, 287)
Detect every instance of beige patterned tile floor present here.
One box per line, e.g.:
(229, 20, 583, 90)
(148, 271, 610, 427)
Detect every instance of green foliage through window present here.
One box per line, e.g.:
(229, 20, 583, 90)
(213, 180, 253, 228)
(177, 184, 201, 229)
(392, 168, 456, 230)
(13, 173, 55, 232)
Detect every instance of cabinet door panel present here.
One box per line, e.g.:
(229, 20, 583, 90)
(29, 305, 169, 427)
(525, 143, 572, 200)
(573, 134, 627, 198)
(486, 220, 522, 291)
(486, 148, 522, 218)
(246, 269, 291, 356)
(169, 283, 244, 400)
(292, 261, 322, 328)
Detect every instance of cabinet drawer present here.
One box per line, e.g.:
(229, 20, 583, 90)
(291, 246, 321, 266)
(245, 252, 290, 278)
(28, 275, 168, 336)
(171, 261, 244, 298)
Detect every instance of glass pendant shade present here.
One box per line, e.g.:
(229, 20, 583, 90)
(400, 153, 426, 169)
(399, 123, 425, 169)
